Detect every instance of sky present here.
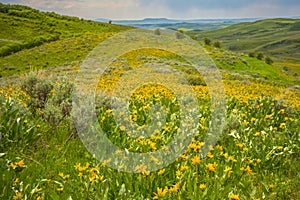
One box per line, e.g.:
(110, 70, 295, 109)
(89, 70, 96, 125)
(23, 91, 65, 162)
(1, 0, 300, 20)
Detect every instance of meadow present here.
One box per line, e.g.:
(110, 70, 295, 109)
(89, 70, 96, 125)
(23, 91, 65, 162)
(1, 47, 299, 199)
(1, 3, 300, 200)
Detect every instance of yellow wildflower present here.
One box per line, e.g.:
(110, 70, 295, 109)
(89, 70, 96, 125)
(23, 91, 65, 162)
(158, 169, 165, 175)
(206, 162, 217, 172)
(176, 170, 182, 177)
(277, 146, 283, 150)
(223, 152, 229, 159)
(180, 164, 189, 171)
(236, 143, 243, 148)
(229, 193, 240, 200)
(200, 183, 206, 189)
(229, 156, 237, 162)
(225, 166, 232, 177)
(265, 114, 272, 119)
(17, 160, 25, 168)
(207, 152, 214, 159)
(169, 182, 180, 193)
(9, 162, 17, 169)
(153, 187, 167, 199)
(58, 172, 64, 178)
(279, 123, 285, 129)
(13, 192, 23, 200)
(191, 156, 201, 165)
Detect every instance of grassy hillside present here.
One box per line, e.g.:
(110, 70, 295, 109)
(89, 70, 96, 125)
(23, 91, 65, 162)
(188, 18, 300, 63)
(0, 3, 129, 66)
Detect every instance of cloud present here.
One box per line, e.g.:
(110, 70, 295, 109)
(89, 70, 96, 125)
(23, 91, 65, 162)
(1, 0, 300, 19)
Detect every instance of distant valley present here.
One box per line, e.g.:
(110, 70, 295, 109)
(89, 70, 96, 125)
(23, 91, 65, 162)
(96, 17, 300, 31)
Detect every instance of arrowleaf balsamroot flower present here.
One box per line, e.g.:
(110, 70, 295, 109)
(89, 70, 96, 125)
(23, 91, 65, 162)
(191, 155, 201, 165)
(229, 193, 240, 200)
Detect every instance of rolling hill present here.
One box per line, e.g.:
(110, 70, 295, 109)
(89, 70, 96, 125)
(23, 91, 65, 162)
(188, 18, 300, 63)
(0, 3, 131, 77)
(0, 3, 299, 85)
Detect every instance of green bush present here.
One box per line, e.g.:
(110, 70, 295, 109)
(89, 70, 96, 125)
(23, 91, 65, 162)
(43, 78, 74, 127)
(248, 52, 256, 58)
(21, 73, 53, 111)
(265, 56, 274, 65)
(213, 41, 221, 48)
(204, 38, 211, 45)
(256, 52, 264, 60)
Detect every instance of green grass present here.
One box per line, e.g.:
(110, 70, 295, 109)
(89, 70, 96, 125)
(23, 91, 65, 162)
(0, 33, 113, 77)
(188, 18, 300, 63)
(203, 45, 297, 85)
(0, 3, 128, 43)
(0, 3, 130, 59)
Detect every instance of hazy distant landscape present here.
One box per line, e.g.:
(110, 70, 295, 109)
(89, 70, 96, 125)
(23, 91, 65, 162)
(0, 2, 299, 200)
(96, 17, 261, 30)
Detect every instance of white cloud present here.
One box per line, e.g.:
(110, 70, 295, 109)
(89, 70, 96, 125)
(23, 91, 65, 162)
(1, 0, 300, 19)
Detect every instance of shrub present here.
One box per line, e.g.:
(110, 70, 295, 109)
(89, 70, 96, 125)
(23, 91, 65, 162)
(21, 73, 53, 111)
(154, 28, 161, 36)
(265, 56, 274, 65)
(204, 38, 211, 45)
(213, 41, 221, 48)
(43, 78, 74, 127)
(185, 74, 207, 86)
(256, 52, 264, 60)
(248, 52, 256, 58)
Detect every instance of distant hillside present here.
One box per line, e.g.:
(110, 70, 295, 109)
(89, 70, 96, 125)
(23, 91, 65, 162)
(96, 18, 259, 30)
(188, 18, 300, 63)
(0, 3, 129, 57)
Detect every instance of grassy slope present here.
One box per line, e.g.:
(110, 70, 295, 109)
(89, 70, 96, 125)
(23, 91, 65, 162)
(0, 3, 128, 43)
(0, 3, 130, 77)
(188, 18, 300, 63)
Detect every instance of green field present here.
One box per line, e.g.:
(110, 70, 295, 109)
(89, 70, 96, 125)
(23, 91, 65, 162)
(0, 3, 299, 200)
(188, 18, 300, 79)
